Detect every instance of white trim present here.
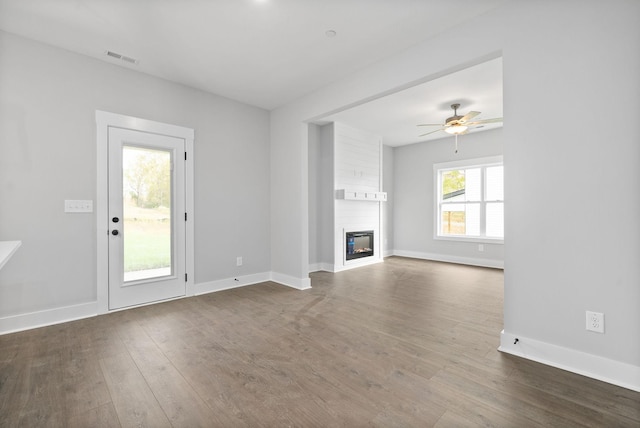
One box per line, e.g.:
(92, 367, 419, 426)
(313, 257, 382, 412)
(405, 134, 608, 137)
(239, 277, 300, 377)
(499, 330, 640, 393)
(308, 263, 321, 273)
(309, 262, 333, 272)
(433, 235, 504, 245)
(0, 301, 97, 335)
(309, 262, 334, 273)
(95, 111, 195, 314)
(185, 133, 195, 297)
(334, 257, 383, 272)
(391, 249, 504, 269)
(433, 155, 503, 171)
(195, 272, 271, 295)
(270, 271, 312, 290)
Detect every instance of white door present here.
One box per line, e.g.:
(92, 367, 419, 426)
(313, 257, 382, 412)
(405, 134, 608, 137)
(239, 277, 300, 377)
(107, 127, 186, 310)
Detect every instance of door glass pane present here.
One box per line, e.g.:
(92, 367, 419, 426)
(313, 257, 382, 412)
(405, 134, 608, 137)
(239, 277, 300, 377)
(122, 145, 172, 282)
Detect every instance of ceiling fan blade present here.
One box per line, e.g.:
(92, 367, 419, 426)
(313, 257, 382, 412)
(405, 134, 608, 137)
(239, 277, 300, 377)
(417, 123, 443, 127)
(419, 128, 445, 137)
(466, 117, 503, 125)
(459, 111, 480, 123)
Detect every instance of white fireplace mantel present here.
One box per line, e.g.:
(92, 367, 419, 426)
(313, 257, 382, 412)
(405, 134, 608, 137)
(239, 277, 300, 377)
(336, 189, 387, 202)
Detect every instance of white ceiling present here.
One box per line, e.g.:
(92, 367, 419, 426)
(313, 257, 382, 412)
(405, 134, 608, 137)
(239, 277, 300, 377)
(0, 0, 508, 111)
(321, 57, 503, 146)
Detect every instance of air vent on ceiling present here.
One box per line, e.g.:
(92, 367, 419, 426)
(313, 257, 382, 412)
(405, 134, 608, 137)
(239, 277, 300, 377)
(105, 50, 139, 65)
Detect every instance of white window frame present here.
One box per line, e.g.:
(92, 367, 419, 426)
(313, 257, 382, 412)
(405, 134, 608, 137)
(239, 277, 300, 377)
(434, 155, 504, 244)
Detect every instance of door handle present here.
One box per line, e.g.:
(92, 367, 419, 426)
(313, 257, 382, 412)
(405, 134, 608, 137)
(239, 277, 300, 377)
(111, 230, 119, 236)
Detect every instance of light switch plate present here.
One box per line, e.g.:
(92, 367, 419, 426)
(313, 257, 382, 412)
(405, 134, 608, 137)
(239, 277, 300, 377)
(65, 200, 93, 213)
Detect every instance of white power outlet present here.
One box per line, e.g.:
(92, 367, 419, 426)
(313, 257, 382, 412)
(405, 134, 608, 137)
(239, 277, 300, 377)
(586, 311, 604, 333)
(236, 256, 243, 266)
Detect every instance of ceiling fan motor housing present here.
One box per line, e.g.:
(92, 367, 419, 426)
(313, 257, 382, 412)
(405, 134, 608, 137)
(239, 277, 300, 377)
(446, 103, 463, 125)
(446, 115, 463, 125)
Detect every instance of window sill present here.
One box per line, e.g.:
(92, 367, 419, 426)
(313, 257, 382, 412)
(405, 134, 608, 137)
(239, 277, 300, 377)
(434, 235, 504, 245)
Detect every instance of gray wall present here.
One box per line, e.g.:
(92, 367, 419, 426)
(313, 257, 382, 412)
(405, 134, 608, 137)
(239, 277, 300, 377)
(392, 128, 504, 265)
(382, 144, 394, 255)
(308, 123, 335, 269)
(307, 124, 321, 267)
(0, 31, 270, 317)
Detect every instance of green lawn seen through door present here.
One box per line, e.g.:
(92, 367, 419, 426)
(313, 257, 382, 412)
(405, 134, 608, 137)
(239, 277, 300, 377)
(123, 203, 171, 273)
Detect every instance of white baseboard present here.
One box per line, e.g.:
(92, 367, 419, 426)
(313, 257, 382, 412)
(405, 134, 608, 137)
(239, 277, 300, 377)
(196, 271, 312, 293)
(270, 271, 311, 290)
(391, 249, 504, 269)
(0, 301, 97, 335)
(194, 272, 272, 295)
(309, 262, 334, 273)
(333, 256, 383, 273)
(499, 330, 640, 392)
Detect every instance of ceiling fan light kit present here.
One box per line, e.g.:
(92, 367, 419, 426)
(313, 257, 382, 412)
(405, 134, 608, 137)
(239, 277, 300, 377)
(417, 103, 503, 153)
(445, 125, 467, 135)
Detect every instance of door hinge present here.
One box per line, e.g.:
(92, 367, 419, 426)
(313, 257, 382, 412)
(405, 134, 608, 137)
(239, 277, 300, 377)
(185, 273, 188, 282)
(185, 212, 187, 221)
(184, 152, 187, 160)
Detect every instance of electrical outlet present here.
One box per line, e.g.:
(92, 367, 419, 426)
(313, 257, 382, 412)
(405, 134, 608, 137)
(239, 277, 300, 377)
(478, 244, 484, 252)
(236, 256, 243, 266)
(586, 311, 604, 333)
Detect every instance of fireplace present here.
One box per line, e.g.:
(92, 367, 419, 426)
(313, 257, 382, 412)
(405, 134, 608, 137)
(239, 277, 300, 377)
(346, 230, 374, 260)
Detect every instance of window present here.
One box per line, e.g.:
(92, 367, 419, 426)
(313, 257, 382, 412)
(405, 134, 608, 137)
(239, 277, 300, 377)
(435, 156, 503, 242)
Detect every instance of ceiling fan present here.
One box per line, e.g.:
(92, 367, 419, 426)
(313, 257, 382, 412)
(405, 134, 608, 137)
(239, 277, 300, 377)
(417, 103, 502, 137)
(417, 103, 503, 153)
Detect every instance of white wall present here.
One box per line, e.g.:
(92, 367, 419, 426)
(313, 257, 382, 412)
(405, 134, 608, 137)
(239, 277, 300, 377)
(271, 0, 640, 390)
(392, 128, 504, 267)
(0, 31, 271, 322)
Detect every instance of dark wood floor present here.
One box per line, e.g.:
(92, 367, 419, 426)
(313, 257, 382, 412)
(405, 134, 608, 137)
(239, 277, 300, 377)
(1, 256, 639, 427)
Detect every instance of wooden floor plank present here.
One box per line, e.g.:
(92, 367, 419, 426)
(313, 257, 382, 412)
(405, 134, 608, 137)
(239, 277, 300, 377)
(99, 351, 171, 427)
(67, 402, 121, 428)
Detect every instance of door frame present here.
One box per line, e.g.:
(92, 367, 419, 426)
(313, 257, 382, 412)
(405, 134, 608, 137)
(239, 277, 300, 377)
(96, 111, 194, 314)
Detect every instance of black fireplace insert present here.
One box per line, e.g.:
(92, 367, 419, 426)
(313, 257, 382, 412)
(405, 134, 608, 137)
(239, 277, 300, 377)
(346, 230, 374, 260)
